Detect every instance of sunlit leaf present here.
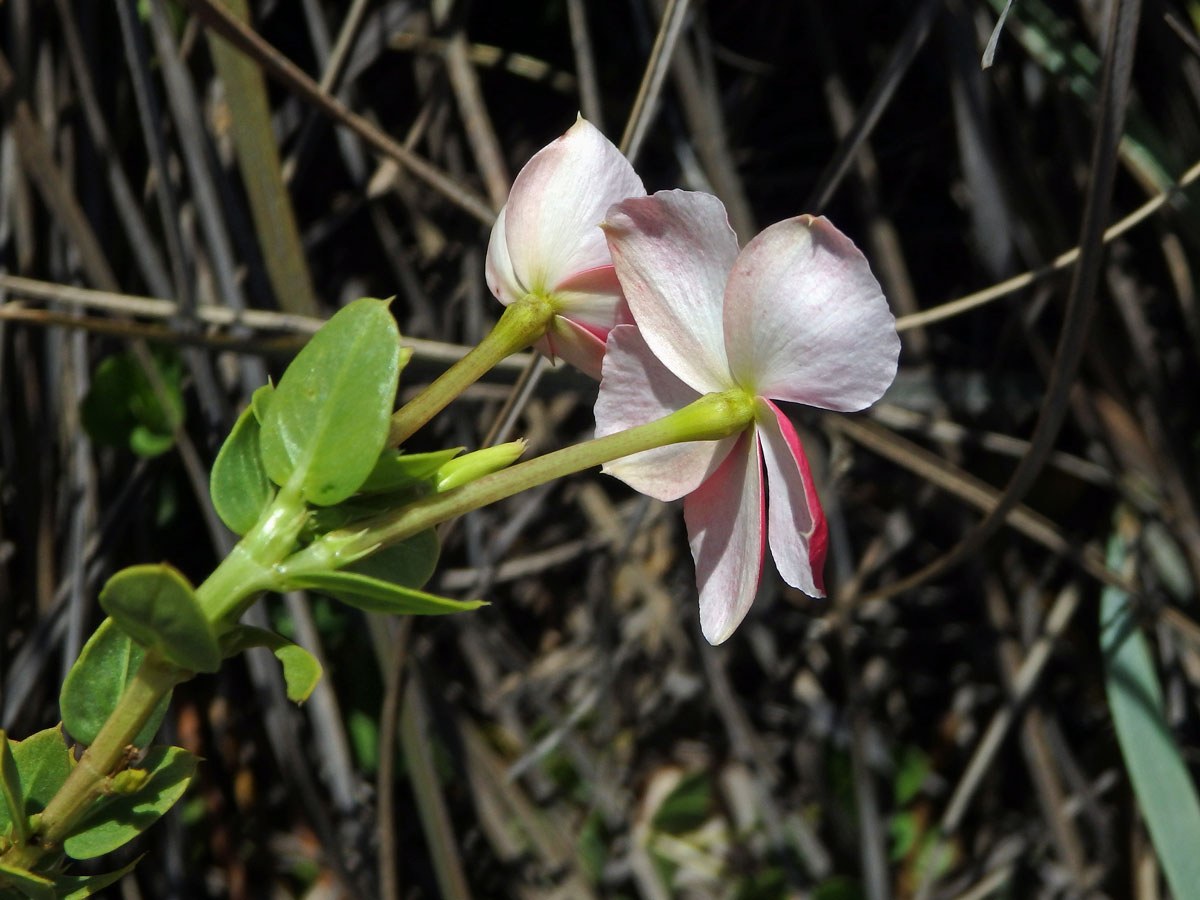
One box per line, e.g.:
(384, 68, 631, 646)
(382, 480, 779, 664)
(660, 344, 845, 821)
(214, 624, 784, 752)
(260, 298, 407, 506)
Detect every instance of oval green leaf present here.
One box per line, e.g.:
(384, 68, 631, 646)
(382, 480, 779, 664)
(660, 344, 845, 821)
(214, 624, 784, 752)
(211, 398, 275, 535)
(219, 626, 323, 703)
(100, 565, 220, 673)
(259, 298, 406, 506)
(61, 619, 172, 747)
(287, 569, 484, 616)
(346, 529, 439, 590)
(62, 746, 197, 860)
(0, 727, 72, 841)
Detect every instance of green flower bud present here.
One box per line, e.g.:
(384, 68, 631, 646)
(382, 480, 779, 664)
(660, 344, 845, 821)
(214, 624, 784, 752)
(434, 440, 527, 492)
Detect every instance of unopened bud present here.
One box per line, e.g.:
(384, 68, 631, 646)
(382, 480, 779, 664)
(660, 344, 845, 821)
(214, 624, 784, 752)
(435, 440, 527, 492)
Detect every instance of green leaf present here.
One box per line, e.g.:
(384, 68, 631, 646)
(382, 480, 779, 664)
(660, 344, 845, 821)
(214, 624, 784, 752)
(1102, 523, 1200, 900)
(251, 382, 273, 423)
(219, 626, 323, 703)
(0, 733, 26, 844)
(359, 447, 462, 494)
(0, 863, 53, 900)
(650, 770, 711, 834)
(287, 569, 484, 616)
(63, 746, 197, 860)
(210, 397, 275, 535)
(260, 298, 407, 506)
(100, 565, 220, 673)
(0, 727, 73, 841)
(80, 350, 184, 459)
(61, 619, 172, 747)
(52, 856, 141, 899)
(346, 529, 439, 591)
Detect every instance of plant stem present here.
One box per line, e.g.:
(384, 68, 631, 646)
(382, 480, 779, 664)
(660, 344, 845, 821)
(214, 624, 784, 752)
(0, 653, 183, 870)
(0, 485, 313, 873)
(388, 295, 554, 447)
(289, 389, 755, 572)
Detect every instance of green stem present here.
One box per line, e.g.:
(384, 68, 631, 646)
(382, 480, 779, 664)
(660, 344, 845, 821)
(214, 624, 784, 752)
(288, 389, 755, 573)
(388, 295, 555, 447)
(0, 653, 183, 870)
(0, 485, 314, 872)
(195, 482, 309, 624)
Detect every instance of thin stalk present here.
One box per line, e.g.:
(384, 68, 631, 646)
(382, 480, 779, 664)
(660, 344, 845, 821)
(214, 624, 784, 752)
(388, 297, 554, 446)
(291, 389, 755, 574)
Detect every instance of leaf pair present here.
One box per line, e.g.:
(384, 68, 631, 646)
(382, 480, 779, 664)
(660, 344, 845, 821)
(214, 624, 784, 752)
(211, 297, 409, 538)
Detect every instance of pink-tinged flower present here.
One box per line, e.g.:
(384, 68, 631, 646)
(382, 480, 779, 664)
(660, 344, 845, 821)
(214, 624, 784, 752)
(596, 190, 899, 644)
(486, 117, 646, 378)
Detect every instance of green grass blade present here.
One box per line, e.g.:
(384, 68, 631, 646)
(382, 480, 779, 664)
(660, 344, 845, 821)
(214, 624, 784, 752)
(206, 0, 319, 316)
(1102, 520, 1200, 898)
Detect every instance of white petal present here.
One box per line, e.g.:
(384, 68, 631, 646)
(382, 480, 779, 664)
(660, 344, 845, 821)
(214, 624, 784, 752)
(504, 118, 645, 298)
(484, 205, 524, 305)
(596, 324, 735, 501)
(602, 190, 737, 395)
(723, 216, 899, 411)
(684, 431, 764, 644)
(757, 401, 828, 597)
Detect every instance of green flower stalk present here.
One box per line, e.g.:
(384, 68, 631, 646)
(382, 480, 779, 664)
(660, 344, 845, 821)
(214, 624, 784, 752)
(292, 389, 755, 578)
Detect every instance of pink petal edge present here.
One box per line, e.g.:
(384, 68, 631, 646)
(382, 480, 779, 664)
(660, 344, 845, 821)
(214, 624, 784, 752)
(757, 402, 828, 596)
(684, 430, 765, 645)
(541, 315, 609, 380)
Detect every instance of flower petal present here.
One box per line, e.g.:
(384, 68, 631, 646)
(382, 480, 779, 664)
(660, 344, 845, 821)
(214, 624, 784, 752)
(484, 205, 524, 305)
(552, 264, 624, 327)
(542, 315, 609, 380)
(597, 324, 735, 500)
(503, 117, 645, 298)
(684, 430, 764, 644)
(603, 190, 738, 395)
(724, 215, 899, 411)
(758, 401, 828, 596)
